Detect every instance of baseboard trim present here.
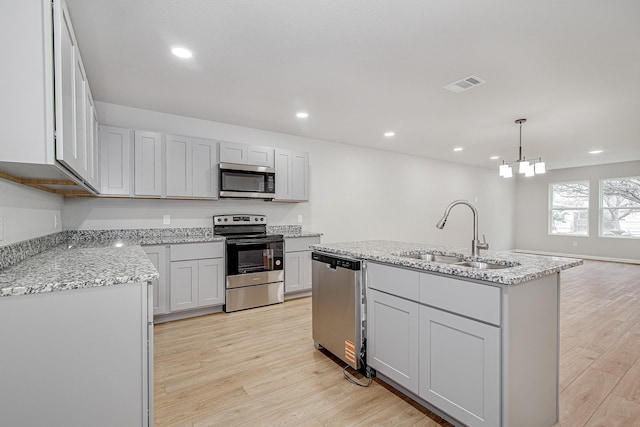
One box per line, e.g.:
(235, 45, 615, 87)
(512, 249, 640, 265)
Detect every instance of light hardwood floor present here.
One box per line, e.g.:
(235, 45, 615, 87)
(154, 260, 640, 427)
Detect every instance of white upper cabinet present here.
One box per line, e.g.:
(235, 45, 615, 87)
(166, 135, 193, 197)
(219, 141, 274, 167)
(274, 149, 309, 202)
(134, 131, 163, 197)
(100, 126, 131, 196)
(192, 139, 218, 199)
(53, 0, 99, 190)
(166, 135, 218, 199)
(2, 0, 97, 192)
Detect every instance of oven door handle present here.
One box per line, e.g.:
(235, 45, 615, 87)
(226, 238, 283, 246)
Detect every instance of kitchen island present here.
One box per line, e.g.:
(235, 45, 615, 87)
(311, 240, 582, 427)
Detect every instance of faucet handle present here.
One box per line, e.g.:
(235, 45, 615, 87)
(478, 234, 489, 250)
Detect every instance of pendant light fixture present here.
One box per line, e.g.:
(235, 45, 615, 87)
(499, 118, 545, 178)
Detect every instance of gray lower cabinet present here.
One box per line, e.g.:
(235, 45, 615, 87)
(0, 282, 152, 427)
(169, 242, 225, 312)
(367, 261, 560, 427)
(418, 305, 500, 427)
(143, 245, 169, 315)
(367, 288, 419, 393)
(284, 236, 320, 294)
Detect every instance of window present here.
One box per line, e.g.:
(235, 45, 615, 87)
(549, 181, 589, 236)
(600, 177, 640, 238)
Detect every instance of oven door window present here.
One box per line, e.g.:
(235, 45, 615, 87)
(227, 241, 284, 275)
(221, 171, 265, 193)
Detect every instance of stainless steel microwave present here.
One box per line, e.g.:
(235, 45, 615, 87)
(219, 163, 276, 199)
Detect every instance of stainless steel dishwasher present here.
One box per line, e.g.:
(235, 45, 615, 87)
(311, 252, 363, 370)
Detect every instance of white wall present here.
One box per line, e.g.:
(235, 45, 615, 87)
(63, 102, 517, 250)
(0, 177, 63, 245)
(515, 160, 640, 262)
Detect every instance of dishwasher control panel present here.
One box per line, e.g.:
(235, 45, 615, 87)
(312, 252, 361, 271)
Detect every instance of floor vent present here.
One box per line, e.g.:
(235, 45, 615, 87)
(444, 75, 486, 93)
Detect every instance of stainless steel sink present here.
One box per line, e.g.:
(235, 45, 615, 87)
(399, 253, 463, 264)
(454, 261, 511, 270)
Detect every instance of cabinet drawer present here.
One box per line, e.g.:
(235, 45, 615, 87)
(170, 242, 224, 261)
(419, 273, 501, 325)
(285, 236, 320, 252)
(367, 262, 419, 302)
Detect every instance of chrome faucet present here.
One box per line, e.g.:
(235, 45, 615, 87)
(436, 200, 489, 256)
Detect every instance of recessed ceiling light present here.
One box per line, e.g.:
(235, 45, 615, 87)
(384, 131, 395, 137)
(171, 47, 192, 59)
(490, 156, 499, 160)
(453, 147, 463, 152)
(589, 150, 603, 154)
(296, 112, 309, 119)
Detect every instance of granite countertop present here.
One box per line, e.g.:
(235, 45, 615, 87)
(0, 242, 159, 297)
(311, 240, 583, 285)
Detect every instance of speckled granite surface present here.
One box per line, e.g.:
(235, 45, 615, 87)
(69, 228, 221, 246)
(0, 231, 69, 271)
(267, 225, 322, 238)
(311, 240, 583, 285)
(0, 242, 159, 297)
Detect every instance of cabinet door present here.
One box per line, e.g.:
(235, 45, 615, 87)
(284, 252, 303, 293)
(85, 93, 99, 190)
(143, 245, 169, 315)
(274, 149, 292, 200)
(134, 130, 163, 196)
(192, 139, 218, 199)
(419, 306, 500, 427)
(367, 289, 419, 393)
(166, 135, 193, 197)
(302, 251, 313, 290)
(198, 258, 224, 307)
(247, 145, 274, 167)
(73, 53, 88, 179)
(291, 151, 309, 201)
(53, 0, 78, 173)
(170, 260, 198, 311)
(219, 141, 247, 164)
(99, 126, 131, 195)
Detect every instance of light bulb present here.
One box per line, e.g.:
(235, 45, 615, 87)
(504, 166, 513, 178)
(519, 161, 530, 174)
(525, 164, 535, 177)
(534, 161, 546, 174)
(499, 164, 510, 177)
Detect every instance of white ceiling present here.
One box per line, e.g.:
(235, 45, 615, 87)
(66, 0, 640, 171)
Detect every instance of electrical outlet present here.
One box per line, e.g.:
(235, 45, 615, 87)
(0, 214, 4, 241)
(163, 215, 171, 225)
(54, 214, 58, 229)
(573, 241, 578, 247)
(297, 215, 303, 224)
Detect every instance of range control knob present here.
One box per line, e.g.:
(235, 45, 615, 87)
(261, 218, 265, 221)
(224, 218, 228, 222)
(275, 260, 281, 266)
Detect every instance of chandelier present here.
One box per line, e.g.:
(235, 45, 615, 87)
(499, 118, 545, 178)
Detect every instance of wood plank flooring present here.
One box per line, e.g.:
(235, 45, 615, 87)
(154, 260, 640, 427)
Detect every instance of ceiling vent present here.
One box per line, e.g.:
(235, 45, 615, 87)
(443, 75, 486, 93)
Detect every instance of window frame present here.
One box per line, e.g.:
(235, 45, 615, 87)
(599, 176, 640, 239)
(548, 180, 590, 237)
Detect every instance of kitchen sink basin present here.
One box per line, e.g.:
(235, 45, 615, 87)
(454, 261, 511, 270)
(399, 253, 463, 264)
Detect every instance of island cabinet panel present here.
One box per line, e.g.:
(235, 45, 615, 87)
(419, 305, 500, 427)
(367, 262, 419, 301)
(134, 130, 163, 197)
(419, 273, 501, 326)
(367, 288, 419, 393)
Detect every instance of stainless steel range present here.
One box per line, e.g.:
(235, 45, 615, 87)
(214, 214, 284, 312)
